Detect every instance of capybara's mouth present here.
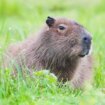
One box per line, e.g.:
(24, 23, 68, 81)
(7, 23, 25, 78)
(79, 50, 89, 57)
(79, 36, 92, 57)
(79, 46, 90, 57)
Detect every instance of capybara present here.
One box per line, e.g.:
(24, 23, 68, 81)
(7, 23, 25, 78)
(4, 17, 93, 88)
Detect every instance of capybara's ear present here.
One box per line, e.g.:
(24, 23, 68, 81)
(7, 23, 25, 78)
(46, 16, 55, 27)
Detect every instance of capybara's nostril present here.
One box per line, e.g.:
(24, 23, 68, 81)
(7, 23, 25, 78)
(83, 36, 91, 45)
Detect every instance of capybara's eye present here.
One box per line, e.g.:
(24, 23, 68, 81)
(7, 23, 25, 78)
(57, 24, 67, 33)
(58, 25, 66, 30)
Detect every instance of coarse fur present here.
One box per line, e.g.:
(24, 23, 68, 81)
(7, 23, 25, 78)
(4, 17, 93, 88)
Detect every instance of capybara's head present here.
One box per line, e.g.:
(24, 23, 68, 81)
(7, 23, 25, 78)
(43, 16, 92, 59)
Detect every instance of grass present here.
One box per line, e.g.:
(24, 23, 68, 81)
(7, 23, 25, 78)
(0, 0, 105, 104)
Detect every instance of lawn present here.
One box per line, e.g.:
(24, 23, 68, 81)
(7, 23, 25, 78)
(0, 0, 105, 105)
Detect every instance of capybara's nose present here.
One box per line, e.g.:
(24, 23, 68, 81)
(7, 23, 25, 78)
(83, 35, 92, 46)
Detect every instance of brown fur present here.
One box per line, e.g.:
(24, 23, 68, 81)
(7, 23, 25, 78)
(4, 17, 93, 88)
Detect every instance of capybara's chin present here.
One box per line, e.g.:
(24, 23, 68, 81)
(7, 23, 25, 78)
(4, 16, 93, 89)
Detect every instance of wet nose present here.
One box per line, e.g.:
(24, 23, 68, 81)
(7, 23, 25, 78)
(83, 35, 92, 45)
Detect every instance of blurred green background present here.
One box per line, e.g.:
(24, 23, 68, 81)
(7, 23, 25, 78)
(0, 0, 105, 105)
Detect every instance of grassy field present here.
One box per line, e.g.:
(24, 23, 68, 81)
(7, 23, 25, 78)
(0, 0, 105, 105)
